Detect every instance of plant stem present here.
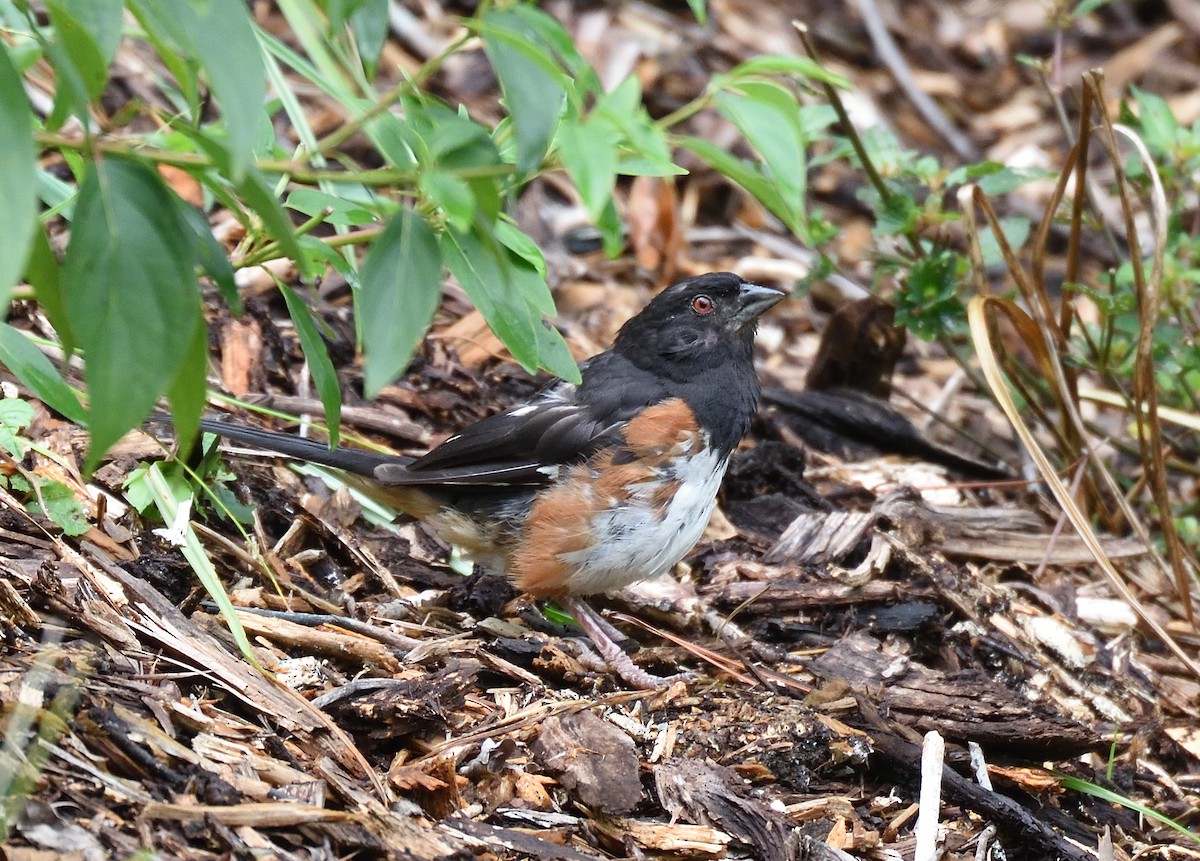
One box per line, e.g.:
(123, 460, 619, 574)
(36, 132, 514, 186)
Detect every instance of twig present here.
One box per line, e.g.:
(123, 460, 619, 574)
(851, 0, 979, 162)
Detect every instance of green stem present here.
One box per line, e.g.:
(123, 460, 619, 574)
(317, 33, 473, 154)
(794, 22, 922, 258)
(35, 132, 514, 186)
(238, 226, 381, 269)
(654, 92, 714, 131)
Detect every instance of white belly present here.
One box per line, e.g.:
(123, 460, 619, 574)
(559, 447, 728, 595)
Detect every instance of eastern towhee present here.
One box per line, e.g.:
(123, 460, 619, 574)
(186, 272, 785, 688)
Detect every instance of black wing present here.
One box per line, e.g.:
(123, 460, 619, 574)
(379, 351, 672, 488)
(184, 351, 672, 491)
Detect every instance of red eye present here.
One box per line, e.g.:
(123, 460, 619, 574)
(691, 294, 714, 315)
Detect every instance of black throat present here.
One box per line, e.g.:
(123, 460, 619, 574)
(609, 326, 762, 456)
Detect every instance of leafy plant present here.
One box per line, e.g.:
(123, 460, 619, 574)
(0, 397, 88, 536)
(0, 0, 845, 473)
(1059, 775, 1200, 846)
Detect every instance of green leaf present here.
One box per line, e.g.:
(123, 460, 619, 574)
(0, 431, 28, 462)
(0, 324, 86, 423)
(165, 318, 208, 462)
(37, 165, 79, 219)
(858, 126, 916, 175)
(0, 398, 34, 431)
(502, 5, 601, 100)
(379, 97, 506, 222)
(592, 77, 684, 178)
(56, 0, 124, 64)
(480, 8, 570, 177)
(42, 0, 105, 128)
(186, 0, 265, 177)
(722, 55, 851, 90)
(235, 168, 307, 273)
(0, 397, 35, 458)
(507, 256, 577, 381)
(29, 479, 90, 536)
(319, 0, 366, 28)
(557, 118, 619, 224)
(427, 105, 504, 168)
(148, 0, 265, 178)
(874, 192, 920, 236)
(419, 171, 475, 232)
(678, 136, 795, 235)
(441, 224, 539, 371)
(62, 158, 205, 468)
(42, 0, 115, 97)
(1071, 0, 1115, 18)
(126, 0, 264, 177)
(126, 1, 200, 113)
(359, 208, 442, 398)
(685, 0, 708, 23)
(23, 229, 73, 358)
(132, 460, 262, 667)
(596, 198, 623, 259)
(895, 249, 965, 340)
(798, 103, 839, 138)
(979, 216, 1031, 268)
(1131, 85, 1179, 156)
(174, 195, 242, 313)
(493, 217, 547, 280)
(364, 111, 419, 170)
(278, 284, 341, 447)
(0, 44, 38, 303)
(285, 188, 379, 227)
(348, 0, 389, 76)
(297, 234, 355, 276)
(715, 80, 808, 236)
(441, 223, 578, 383)
(534, 317, 579, 383)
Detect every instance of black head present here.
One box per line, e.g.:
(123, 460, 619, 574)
(613, 272, 785, 377)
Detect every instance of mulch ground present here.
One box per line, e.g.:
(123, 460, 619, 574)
(3, 2, 1200, 860)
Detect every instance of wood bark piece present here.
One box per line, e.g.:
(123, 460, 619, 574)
(654, 757, 799, 861)
(234, 610, 403, 674)
(763, 487, 1146, 567)
(220, 317, 262, 396)
(141, 801, 354, 826)
(442, 816, 603, 860)
(809, 631, 1099, 758)
(764, 388, 1007, 478)
(80, 544, 323, 734)
(591, 815, 732, 857)
(531, 710, 641, 814)
(708, 575, 911, 614)
(79, 543, 387, 798)
(864, 722, 1096, 861)
(804, 295, 906, 397)
(874, 490, 1147, 565)
(765, 510, 875, 565)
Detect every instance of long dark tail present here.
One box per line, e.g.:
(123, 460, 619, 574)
(149, 414, 414, 477)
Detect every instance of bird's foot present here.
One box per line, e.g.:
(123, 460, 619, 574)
(562, 596, 692, 690)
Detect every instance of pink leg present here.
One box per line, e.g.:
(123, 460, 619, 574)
(561, 596, 691, 690)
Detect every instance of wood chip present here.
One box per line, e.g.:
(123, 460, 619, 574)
(531, 710, 641, 814)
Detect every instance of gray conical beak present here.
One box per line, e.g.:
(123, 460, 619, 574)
(735, 282, 786, 326)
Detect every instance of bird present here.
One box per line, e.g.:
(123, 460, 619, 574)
(181, 272, 785, 688)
